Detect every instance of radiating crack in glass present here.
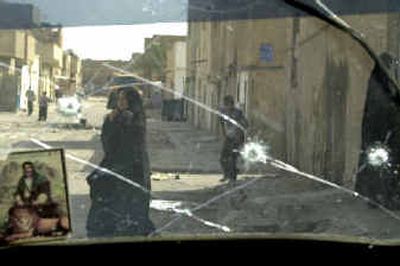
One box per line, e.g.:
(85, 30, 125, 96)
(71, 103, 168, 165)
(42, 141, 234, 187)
(239, 138, 270, 164)
(366, 144, 390, 168)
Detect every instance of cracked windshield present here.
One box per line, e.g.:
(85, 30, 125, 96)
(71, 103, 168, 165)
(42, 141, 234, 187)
(1, 0, 400, 245)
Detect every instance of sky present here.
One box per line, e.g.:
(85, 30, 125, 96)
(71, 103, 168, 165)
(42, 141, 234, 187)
(63, 22, 188, 61)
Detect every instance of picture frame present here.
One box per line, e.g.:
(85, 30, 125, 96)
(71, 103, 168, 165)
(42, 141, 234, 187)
(0, 149, 71, 245)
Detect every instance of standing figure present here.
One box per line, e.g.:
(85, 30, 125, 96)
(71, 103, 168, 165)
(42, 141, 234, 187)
(86, 87, 154, 237)
(355, 52, 400, 209)
(219, 95, 249, 183)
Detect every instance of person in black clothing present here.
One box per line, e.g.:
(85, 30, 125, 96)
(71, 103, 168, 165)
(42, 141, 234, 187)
(86, 87, 154, 237)
(219, 95, 248, 183)
(355, 52, 400, 209)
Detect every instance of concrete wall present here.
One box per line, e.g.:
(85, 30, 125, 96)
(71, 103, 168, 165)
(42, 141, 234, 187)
(236, 18, 290, 159)
(174, 41, 187, 99)
(164, 42, 175, 100)
(63, 52, 71, 77)
(68, 54, 82, 94)
(61, 52, 83, 95)
(0, 30, 25, 59)
(0, 31, 17, 59)
(289, 14, 391, 185)
(0, 65, 18, 111)
(38, 41, 63, 68)
(39, 66, 53, 98)
(0, 30, 35, 62)
(53, 44, 63, 69)
(71, 55, 82, 90)
(195, 21, 213, 130)
(36, 37, 63, 98)
(0, 30, 37, 111)
(25, 32, 36, 63)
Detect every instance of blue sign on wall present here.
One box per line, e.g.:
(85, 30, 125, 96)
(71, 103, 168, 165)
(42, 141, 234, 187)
(259, 43, 274, 62)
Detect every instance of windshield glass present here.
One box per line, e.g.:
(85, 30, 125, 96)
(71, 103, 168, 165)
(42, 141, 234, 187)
(1, 0, 400, 247)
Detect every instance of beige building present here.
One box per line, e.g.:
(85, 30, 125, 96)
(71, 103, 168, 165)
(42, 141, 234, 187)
(34, 27, 63, 99)
(0, 2, 82, 111)
(0, 25, 81, 111)
(187, 10, 400, 186)
(58, 50, 82, 96)
(165, 39, 187, 100)
(143, 35, 187, 99)
(0, 30, 38, 111)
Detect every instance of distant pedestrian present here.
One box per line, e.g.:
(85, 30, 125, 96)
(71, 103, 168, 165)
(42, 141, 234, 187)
(25, 88, 35, 116)
(38, 92, 49, 121)
(219, 95, 248, 183)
